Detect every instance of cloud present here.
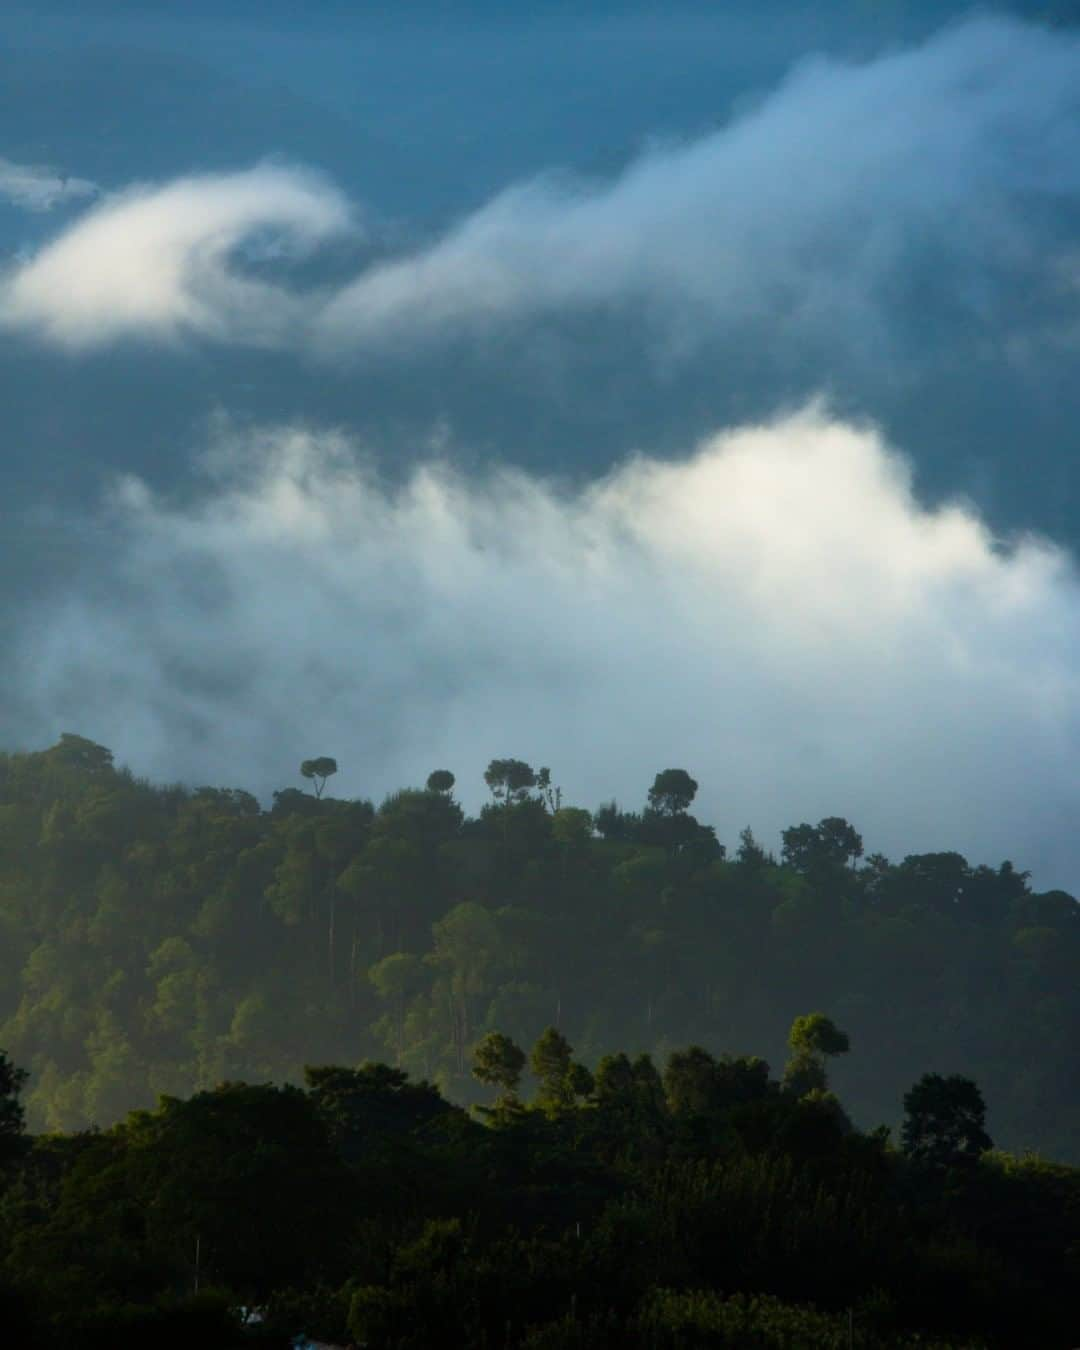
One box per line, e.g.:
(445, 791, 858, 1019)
(10, 406, 1080, 889)
(0, 165, 351, 348)
(0, 156, 98, 212)
(3, 16, 1078, 388)
(317, 17, 1080, 369)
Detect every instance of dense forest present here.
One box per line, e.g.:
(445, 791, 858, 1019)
(0, 1019, 1077, 1347)
(0, 734, 1077, 1163)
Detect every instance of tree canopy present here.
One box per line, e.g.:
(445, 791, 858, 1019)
(0, 1030, 1073, 1349)
(300, 756, 338, 798)
(0, 736, 1076, 1170)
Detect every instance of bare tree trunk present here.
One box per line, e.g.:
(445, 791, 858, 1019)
(328, 890, 336, 987)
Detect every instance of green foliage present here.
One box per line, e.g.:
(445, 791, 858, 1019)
(902, 1073, 993, 1169)
(426, 769, 456, 794)
(299, 756, 338, 799)
(783, 1013, 850, 1099)
(789, 1013, 851, 1059)
(0, 1048, 28, 1168)
(531, 1027, 574, 1107)
(472, 1031, 526, 1100)
(484, 758, 538, 805)
(551, 807, 592, 851)
(637, 1288, 978, 1348)
(0, 734, 1077, 1175)
(782, 817, 863, 872)
(0, 1034, 1074, 1347)
(647, 768, 699, 816)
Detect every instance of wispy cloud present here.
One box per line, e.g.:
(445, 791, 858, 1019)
(316, 17, 1080, 368)
(0, 156, 98, 212)
(12, 407, 1080, 887)
(0, 165, 351, 348)
(2, 18, 1078, 378)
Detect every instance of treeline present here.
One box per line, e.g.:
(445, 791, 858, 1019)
(0, 735, 1077, 1160)
(0, 1024, 1075, 1347)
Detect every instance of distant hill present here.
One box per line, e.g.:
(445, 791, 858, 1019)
(0, 734, 1077, 1160)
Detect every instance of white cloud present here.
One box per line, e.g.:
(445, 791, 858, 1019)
(0, 165, 351, 348)
(317, 17, 1080, 365)
(14, 407, 1080, 889)
(0, 156, 98, 212)
(2, 18, 1077, 374)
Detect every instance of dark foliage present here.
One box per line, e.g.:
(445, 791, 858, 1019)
(0, 1021, 1075, 1348)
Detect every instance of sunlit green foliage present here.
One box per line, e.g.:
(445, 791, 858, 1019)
(0, 736, 1077, 1170)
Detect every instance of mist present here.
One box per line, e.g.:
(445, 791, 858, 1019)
(11, 405, 1080, 888)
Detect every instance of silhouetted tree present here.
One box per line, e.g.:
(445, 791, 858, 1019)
(647, 768, 699, 816)
(300, 757, 338, 799)
(782, 817, 862, 872)
(483, 759, 537, 806)
(901, 1073, 992, 1168)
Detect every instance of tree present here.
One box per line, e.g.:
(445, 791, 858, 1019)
(594, 1052, 636, 1108)
(47, 733, 115, 776)
(816, 816, 864, 868)
(664, 1046, 720, 1117)
(0, 1048, 27, 1167)
(714, 1054, 773, 1109)
(483, 759, 537, 806)
(901, 1073, 992, 1168)
(426, 770, 456, 795)
(552, 808, 592, 871)
(647, 769, 699, 817)
(782, 818, 862, 872)
(536, 767, 562, 812)
(370, 954, 426, 1064)
(530, 1027, 574, 1108)
(566, 1061, 594, 1102)
(781, 1054, 828, 1098)
(788, 1013, 850, 1060)
(736, 826, 768, 869)
(300, 757, 338, 799)
(592, 801, 639, 841)
(783, 1013, 849, 1098)
(472, 1032, 526, 1102)
(123, 1082, 355, 1300)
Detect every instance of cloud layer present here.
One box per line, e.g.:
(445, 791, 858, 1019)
(0, 156, 98, 212)
(0, 165, 350, 348)
(319, 16, 1080, 364)
(12, 407, 1080, 888)
(3, 17, 1078, 375)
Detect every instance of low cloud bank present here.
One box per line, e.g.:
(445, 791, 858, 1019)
(11, 407, 1080, 889)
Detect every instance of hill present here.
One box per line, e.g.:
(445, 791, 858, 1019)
(0, 735, 1077, 1159)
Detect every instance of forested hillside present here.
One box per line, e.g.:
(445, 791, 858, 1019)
(1, 734, 1077, 1159)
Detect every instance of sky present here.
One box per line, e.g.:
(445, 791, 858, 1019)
(4, 1, 1080, 885)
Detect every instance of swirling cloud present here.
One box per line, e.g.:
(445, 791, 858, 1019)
(0, 165, 350, 348)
